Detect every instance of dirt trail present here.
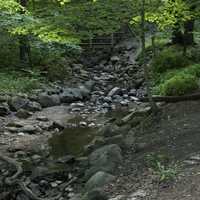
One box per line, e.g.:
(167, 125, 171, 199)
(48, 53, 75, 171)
(106, 101, 200, 200)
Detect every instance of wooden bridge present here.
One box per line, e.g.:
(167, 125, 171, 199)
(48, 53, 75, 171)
(80, 26, 133, 49)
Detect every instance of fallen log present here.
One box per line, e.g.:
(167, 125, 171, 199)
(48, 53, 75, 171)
(139, 93, 200, 103)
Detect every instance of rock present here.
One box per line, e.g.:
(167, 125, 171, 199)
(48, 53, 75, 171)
(16, 109, 32, 119)
(105, 134, 124, 147)
(85, 144, 122, 178)
(69, 194, 82, 200)
(16, 193, 29, 200)
(129, 89, 137, 96)
(60, 88, 82, 103)
(123, 130, 136, 148)
(100, 124, 120, 137)
(7, 121, 25, 127)
(83, 189, 108, 200)
(21, 125, 39, 134)
(110, 56, 120, 62)
(84, 136, 105, 154)
(36, 116, 48, 122)
(56, 155, 75, 164)
(85, 171, 115, 191)
(104, 97, 112, 103)
(107, 87, 121, 97)
(79, 85, 90, 99)
(31, 166, 49, 180)
(120, 100, 129, 106)
(0, 105, 10, 116)
(80, 121, 87, 127)
(85, 80, 95, 91)
(129, 189, 147, 198)
(9, 96, 29, 111)
(24, 101, 42, 112)
(102, 102, 110, 108)
(38, 93, 60, 108)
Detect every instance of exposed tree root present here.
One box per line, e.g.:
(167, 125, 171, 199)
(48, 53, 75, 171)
(0, 153, 77, 200)
(0, 153, 23, 185)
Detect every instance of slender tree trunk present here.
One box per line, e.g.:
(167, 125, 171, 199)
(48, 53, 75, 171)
(140, 0, 157, 112)
(19, 0, 31, 66)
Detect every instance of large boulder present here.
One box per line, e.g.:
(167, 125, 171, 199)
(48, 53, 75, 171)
(23, 101, 42, 112)
(60, 88, 83, 103)
(38, 93, 60, 108)
(85, 144, 122, 178)
(83, 189, 108, 200)
(9, 96, 29, 111)
(85, 171, 115, 191)
(79, 85, 90, 99)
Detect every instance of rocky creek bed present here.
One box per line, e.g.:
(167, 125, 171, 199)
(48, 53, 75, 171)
(2, 38, 200, 200)
(0, 38, 152, 200)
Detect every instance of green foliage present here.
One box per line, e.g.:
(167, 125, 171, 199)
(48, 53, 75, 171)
(154, 73, 198, 96)
(152, 47, 190, 73)
(45, 58, 72, 81)
(131, 0, 194, 31)
(145, 153, 177, 183)
(155, 162, 178, 182)
(0, 70, 43, 94)
(187, 46, 200, 63)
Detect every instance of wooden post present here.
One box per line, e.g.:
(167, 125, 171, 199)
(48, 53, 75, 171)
(111, 33, 114, 47)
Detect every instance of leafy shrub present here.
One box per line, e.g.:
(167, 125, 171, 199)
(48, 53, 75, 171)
(155, 162, 178, 182)
(46, 58, 72, 81)
(188, 45, 200, 63)
(152, 47, 190, 73)
(155, 74, 198, 96)
(153, 64, 200, 86)
(145, 153, 177, 183)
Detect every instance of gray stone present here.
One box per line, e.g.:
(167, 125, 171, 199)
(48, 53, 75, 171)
(16, 109, 32, 119)
(129, 89, 137, 96)
(100, 124, 120, 137)
(83, 189, 108, 200)
(110, 56, 120, 62)
(60, 88, 82, 103)
(0, 104, 10, 116)
(79, 85, 90, 99)
(107, 87, 121, 97)
(86, 144, 122, 178)
(21, 125, 39, 134)
(38, 93, 60, 107)
(9, 96, 29, 111)
(104, 97, 112, 103)
(24, 101, 42, 112)
(105, 134, 124, 147)
(85, 171, 115, 191)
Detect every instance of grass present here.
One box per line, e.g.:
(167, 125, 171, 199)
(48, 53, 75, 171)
(0, 70, 44, 94)
(145, 153, 178, 183)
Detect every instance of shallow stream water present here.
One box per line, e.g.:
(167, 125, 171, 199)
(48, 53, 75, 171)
(48, 108, 128, 158)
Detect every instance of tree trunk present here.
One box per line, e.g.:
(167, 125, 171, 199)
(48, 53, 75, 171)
(140, 0, 158, 113)
(19, 0, 31, 66)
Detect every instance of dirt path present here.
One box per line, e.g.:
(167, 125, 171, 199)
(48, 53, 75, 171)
(105, 101, 200, 200)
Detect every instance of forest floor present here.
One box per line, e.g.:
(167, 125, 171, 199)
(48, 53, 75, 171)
(104, 100, 200, 200)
